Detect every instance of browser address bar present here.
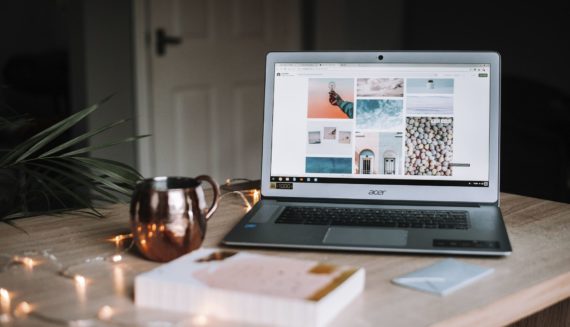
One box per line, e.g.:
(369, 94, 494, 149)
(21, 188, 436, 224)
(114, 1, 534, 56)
(295, 67, 471, 72)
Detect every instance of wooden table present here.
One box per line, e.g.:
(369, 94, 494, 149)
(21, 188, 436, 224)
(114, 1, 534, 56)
(0, 193, 569, 326)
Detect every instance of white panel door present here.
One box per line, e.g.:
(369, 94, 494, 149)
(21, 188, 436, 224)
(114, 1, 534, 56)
(147, 0, 300, 181)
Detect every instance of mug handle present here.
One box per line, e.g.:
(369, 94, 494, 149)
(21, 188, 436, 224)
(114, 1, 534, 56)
(196, 175, 220, 220)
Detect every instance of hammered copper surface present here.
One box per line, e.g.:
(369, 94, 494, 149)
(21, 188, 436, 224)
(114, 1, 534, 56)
(130, 176, 220, 262)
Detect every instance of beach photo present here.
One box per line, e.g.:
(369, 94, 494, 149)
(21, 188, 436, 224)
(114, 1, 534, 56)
(324, 127, 336, 140)
(338, 131, 351, 144)
(308, 131, 321, 144)
(357, 78, 404, 97)
(306, 120, 353, 156)
(356, 99, 404, 131)
(406, 96, 453, 115)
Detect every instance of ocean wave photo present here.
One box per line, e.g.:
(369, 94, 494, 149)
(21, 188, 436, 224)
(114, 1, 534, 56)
(356, 99, 404, 130)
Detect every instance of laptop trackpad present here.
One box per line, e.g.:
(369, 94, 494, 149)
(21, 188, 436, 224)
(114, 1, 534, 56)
(323, 227, 408, 247)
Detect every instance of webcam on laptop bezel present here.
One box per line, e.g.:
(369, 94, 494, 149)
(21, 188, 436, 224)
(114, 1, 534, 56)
(377, 54, 384, 60)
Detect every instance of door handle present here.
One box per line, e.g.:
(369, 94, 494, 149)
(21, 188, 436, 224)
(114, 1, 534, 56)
(156, 28, 182, 56)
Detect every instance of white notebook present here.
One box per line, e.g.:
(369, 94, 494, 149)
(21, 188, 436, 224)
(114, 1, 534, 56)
(135, 248, 365, 327)
(392, 258, 494, 296)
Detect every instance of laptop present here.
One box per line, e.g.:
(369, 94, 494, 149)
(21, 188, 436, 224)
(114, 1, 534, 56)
(223, 51, 512, 256)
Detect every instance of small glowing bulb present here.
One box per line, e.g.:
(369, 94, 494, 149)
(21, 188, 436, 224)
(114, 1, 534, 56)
(253, 189, 260, 204)
(22, 257, 34, 268)
(111, 255, 122, 263)
(192, 314, 208, 326)
(13, 256, 35, 268)
(0, 288, 9, 312)
(74, 275, 86, 287)
(97, 305, 114, 321)
(111, 235, 124, 248)
(0, 313, 11, 323)
(140, 239, 147, 245)
(14, 301, 31, 317)
(69, 319, 95, 327)
(0, 288, 9, 301)
(159, 225, 165, 232)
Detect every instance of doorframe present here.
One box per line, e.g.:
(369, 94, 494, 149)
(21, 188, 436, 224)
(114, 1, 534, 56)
(132, 0, 154, 177)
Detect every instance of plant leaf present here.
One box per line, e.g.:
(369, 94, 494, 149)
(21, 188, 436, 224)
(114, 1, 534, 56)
(27, 171, 69, 210)
(0, 95, 113, 167)
(1, 207, 103, 221)
(20, 166, 103, 217)
(65, 157, 139, 186)
(59, 158, 134, 197)
(38, 118, 129, 158)
(72, 157, 142, 181)
(52, 159, 133, 197)
(0, 218, 29, 234)
(28, 161, 125, 202)
(0, 106, 96, 166)
(58, 135, 150, 157)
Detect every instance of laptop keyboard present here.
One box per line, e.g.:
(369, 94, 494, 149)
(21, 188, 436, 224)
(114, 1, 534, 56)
(275, 207, 470, 229)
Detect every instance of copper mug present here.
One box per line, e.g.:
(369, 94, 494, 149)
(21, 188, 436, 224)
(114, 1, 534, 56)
(130, 176, 220, 262)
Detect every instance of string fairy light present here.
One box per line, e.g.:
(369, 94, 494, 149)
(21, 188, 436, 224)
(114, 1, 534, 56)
(221, 178, 261, 212)
(252, 189, 261, 205)
(74, 274, 87, 287)
(13, 301, 31, 317)
(220, 191, 252, 211)
(0, 177, 258, 326)
(12, 256, 35, 269)
(0, 232, 136, 326)
(0, 288, 9, 306)
(97, 305, 114, 321)
(10, 300, 124, 327)
(0, 313, 10, 324)
(192, 314, 209, 326)
(0, 288, 10, 321)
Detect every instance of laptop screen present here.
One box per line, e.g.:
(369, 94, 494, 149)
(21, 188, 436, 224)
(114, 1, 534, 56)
(270, 63, 491, 188)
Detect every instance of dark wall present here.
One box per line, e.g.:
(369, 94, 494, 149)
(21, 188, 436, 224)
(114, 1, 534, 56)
(2, 0, 568, 202)
(0, 1, 69, 131)
(309, 0, 570, 202)
(0, 0, 136, 167)
(404, 1, 570, 95)
(403, 1, 570, 202)
(312, 0, 404, 50)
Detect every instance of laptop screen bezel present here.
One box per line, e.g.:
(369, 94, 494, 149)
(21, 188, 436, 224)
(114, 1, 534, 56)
(261, 51, 500, 204)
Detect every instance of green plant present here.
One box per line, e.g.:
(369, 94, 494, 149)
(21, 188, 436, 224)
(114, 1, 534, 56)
(0, 97, 148, 227)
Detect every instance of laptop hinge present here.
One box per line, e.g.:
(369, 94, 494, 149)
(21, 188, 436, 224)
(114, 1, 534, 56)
(265, 196, 481, 208)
